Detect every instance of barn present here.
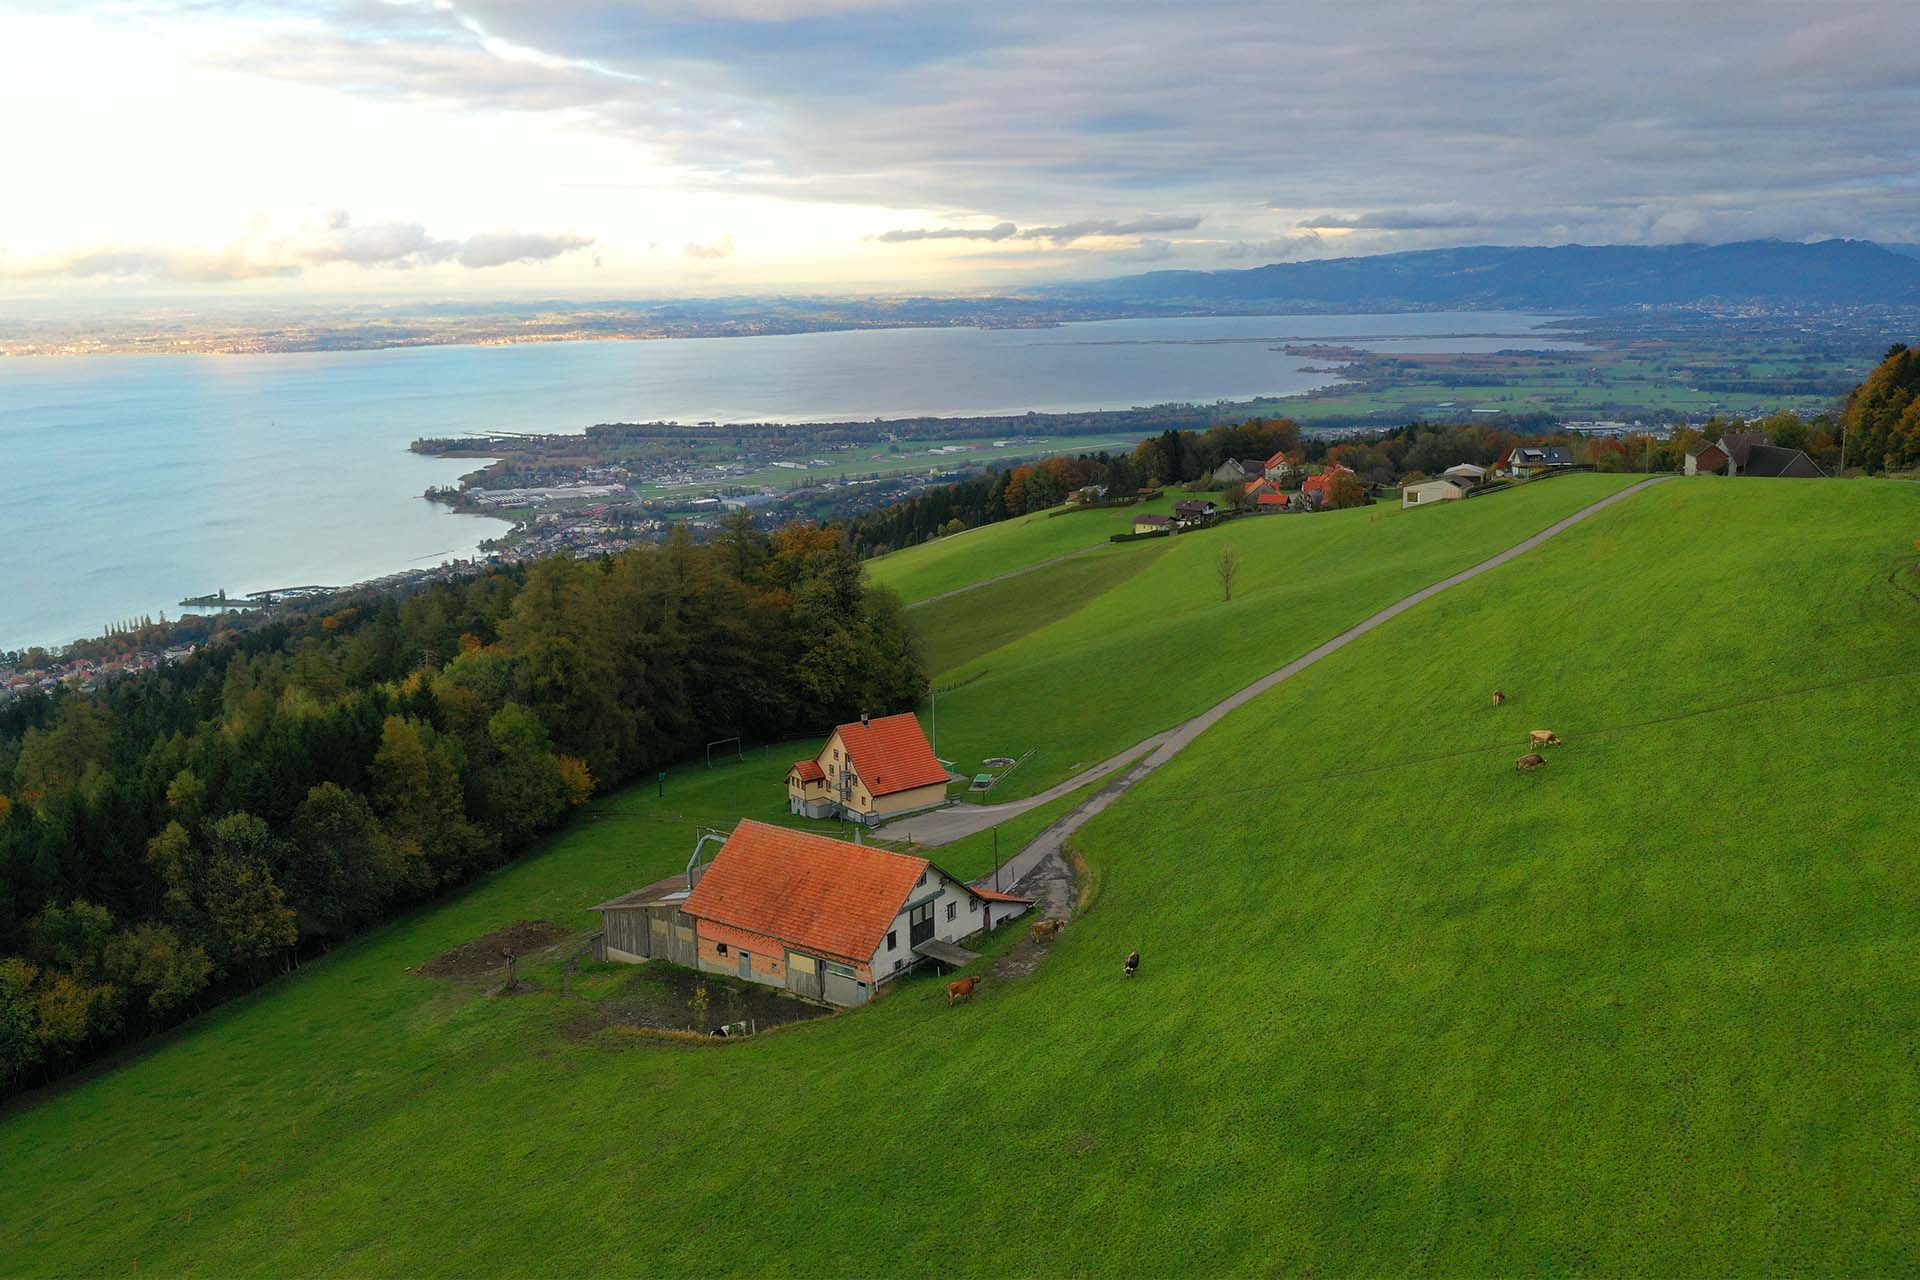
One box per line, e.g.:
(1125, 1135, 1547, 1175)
(674, 819, 1032, 1006)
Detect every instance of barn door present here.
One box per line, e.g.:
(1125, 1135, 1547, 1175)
(909, 901, 934, 948)
(648, 915, 670, 959)
(786, 952, 823, 1000)
(738, 950, 752, 979)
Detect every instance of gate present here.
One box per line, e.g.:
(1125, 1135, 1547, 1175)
(786, 951, 824, 1001)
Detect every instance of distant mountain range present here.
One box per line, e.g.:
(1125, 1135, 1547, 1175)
(1052, 239, 1920, 310)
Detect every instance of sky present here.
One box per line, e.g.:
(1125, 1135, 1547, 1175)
(2, 0, 1917, 302)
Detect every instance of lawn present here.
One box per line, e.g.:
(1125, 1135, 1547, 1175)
(3, 478, 1915, 1276)
(917, 473, 1645, 798)
(863, 490, 1186, 604)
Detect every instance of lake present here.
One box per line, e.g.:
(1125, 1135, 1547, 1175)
(0, 311, 1573, 650)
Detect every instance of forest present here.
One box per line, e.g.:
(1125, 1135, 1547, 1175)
(0, 522, 921, 1093)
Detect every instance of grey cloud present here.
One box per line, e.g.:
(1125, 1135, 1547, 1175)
(1016, 216, 1202, 244)
(458, 232, 596, 268)
(1107, 238, 1174, 263)
(683, 235, 736, 259)
(874, 222, 1017, 243)
(196, 1, 1920, 265)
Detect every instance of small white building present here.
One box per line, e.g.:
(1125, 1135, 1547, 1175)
(1402, 475, 1475, 508)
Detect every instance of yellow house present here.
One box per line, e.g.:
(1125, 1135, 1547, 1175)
(788, 712, 951, 825)
(1132, 513, 1172, 535)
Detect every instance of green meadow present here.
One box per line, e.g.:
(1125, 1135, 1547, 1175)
(862, 491, 1183, 604)
(917, 473, 1643, 796)
(3, 477, 1917, 1276)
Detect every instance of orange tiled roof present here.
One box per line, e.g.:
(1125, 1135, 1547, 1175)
(835, 712, 947, 796)
(1255, 491, 1289, 506)
(683, 819, 929, 963)
(790, 759, 826, 783)
(970, 886, 1035, 904)
(1263, 449, 1292, 470)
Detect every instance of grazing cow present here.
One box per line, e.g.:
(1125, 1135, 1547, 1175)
(947, 976, 981, 1006)
(1124, 950, 1141, 979)
(1515, 752, 1547, 772)
(1529, 730, 1562, 748)
(1492, 689, 1507, 706)
(1030, 918, 1064, 942)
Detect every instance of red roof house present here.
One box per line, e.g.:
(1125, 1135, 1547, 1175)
(680, 819, 1032, 1003)
(788, 711, 950, 824)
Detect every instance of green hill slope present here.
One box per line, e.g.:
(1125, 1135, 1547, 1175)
(862, 491, 1182, 604)
(4, 478, 1915, 1276)
(920, 474, 1642, 797)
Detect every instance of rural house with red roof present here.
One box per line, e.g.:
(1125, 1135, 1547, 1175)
(622, 819, 1031, 1004)
(788, 711, 950, 825)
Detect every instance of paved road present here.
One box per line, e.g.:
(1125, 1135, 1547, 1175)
(893, 477, 1670, 887)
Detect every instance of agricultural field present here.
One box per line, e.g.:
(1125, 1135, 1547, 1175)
(915, 473, 1643, 798)
(4, 477, 1916, 1277)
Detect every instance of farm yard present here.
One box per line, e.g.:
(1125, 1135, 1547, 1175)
(2, 478, 1918, 1275)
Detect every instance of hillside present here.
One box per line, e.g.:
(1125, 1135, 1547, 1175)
(911, 474, 1642, 797)
(2, 478, 1916, 1275)
(1052, 239, 1920, 309)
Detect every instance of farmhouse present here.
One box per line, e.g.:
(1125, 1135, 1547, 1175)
(675, 820, 1031, 1005)
(1505, 445, 1576, 477)
(1685, 432, 1825, 478)
(788, 711, 949, 825)
(1263, 449, 1304, 486)
(1172, 499, 1218, 528)
(1300, 463, 1355, 506)
(1402, 475, 1475, 508)
(1132, 513, 1172, 534)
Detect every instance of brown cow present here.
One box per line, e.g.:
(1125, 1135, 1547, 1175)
(947, 976, 981, 1005)
(1492, 689, 1507, 706)
(1515, 752, 1547, 772)
(1030, 918, 1065, 942)
(1528, 730, 1562, 748)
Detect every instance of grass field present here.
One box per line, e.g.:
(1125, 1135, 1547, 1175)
(914, 541, 1169, 674)
(4, 478, 1916, 1276)
(863, 491, 1185, 604)
(916, 474, 1644, 798)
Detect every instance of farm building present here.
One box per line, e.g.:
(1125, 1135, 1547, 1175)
(1172, 499, 1218, 528)
(1685, 432, 1825, 478)
(1263, 449, 1305, 486)
(788, 711, 950, 825)
(1132, 513, 1172, 534)
(1505, 445, 1577, 477)
(1402, 475, 1475, 508)
(1210, 458, 1269, 486)
(667, 819, 1031, 1005)
(1442, 463, 1488, 483)
(1300, 463, 1356, 506)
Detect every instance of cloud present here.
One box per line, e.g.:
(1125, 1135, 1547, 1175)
(683, 234, 736, 259)
(1295, 204, 1487, 231)
(1107, 238, 1174, 263)
(1219, 234, 1326, 262)
(874, 222, 1017, 243)
(5, 213, 593, 283)
(1016, 216, 1202, 244)
(457, 231, 596, 268)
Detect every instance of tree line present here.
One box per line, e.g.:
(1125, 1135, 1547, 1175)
(0, 523, 921, 1093)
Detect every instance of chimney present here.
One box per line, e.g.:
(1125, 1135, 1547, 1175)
(861, 710, 871, 727)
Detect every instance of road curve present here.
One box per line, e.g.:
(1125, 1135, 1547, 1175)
(876, 477, 1669, 881)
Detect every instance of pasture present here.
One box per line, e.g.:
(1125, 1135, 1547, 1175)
(3, 478, 1916, 1276)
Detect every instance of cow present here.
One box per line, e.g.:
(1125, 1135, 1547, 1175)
(1529, 730, 1562, 748)
(1030, 918, 1065, 942)
(1492, 689, 1507, 706)
(1515, 752, 1547, 772)
(1124, 950, 1141, 979)
(947, 976, 981, 1006)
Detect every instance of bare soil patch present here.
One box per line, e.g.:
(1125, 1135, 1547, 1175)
(419, 920, 573, 979)
(991, 844, 1080, 981)
(567, 964, 832, 1040)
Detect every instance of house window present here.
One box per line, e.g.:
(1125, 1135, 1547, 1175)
(824, 961, 856, 979)
(717, 942, 728, 956)
(918, 871, 927, 886)
(969, 898, 978, 913)
(946, 902, 956, 923)
(893, 959, 902, 973)
(887, 930, 897, 951)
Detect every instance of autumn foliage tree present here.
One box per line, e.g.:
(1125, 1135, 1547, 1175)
(0, 518, 921, 1094)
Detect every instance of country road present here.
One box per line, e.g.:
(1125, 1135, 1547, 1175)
(872, 476, 1670, 887)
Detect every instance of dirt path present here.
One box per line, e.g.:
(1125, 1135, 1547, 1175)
(914, 477, 1668, 875)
